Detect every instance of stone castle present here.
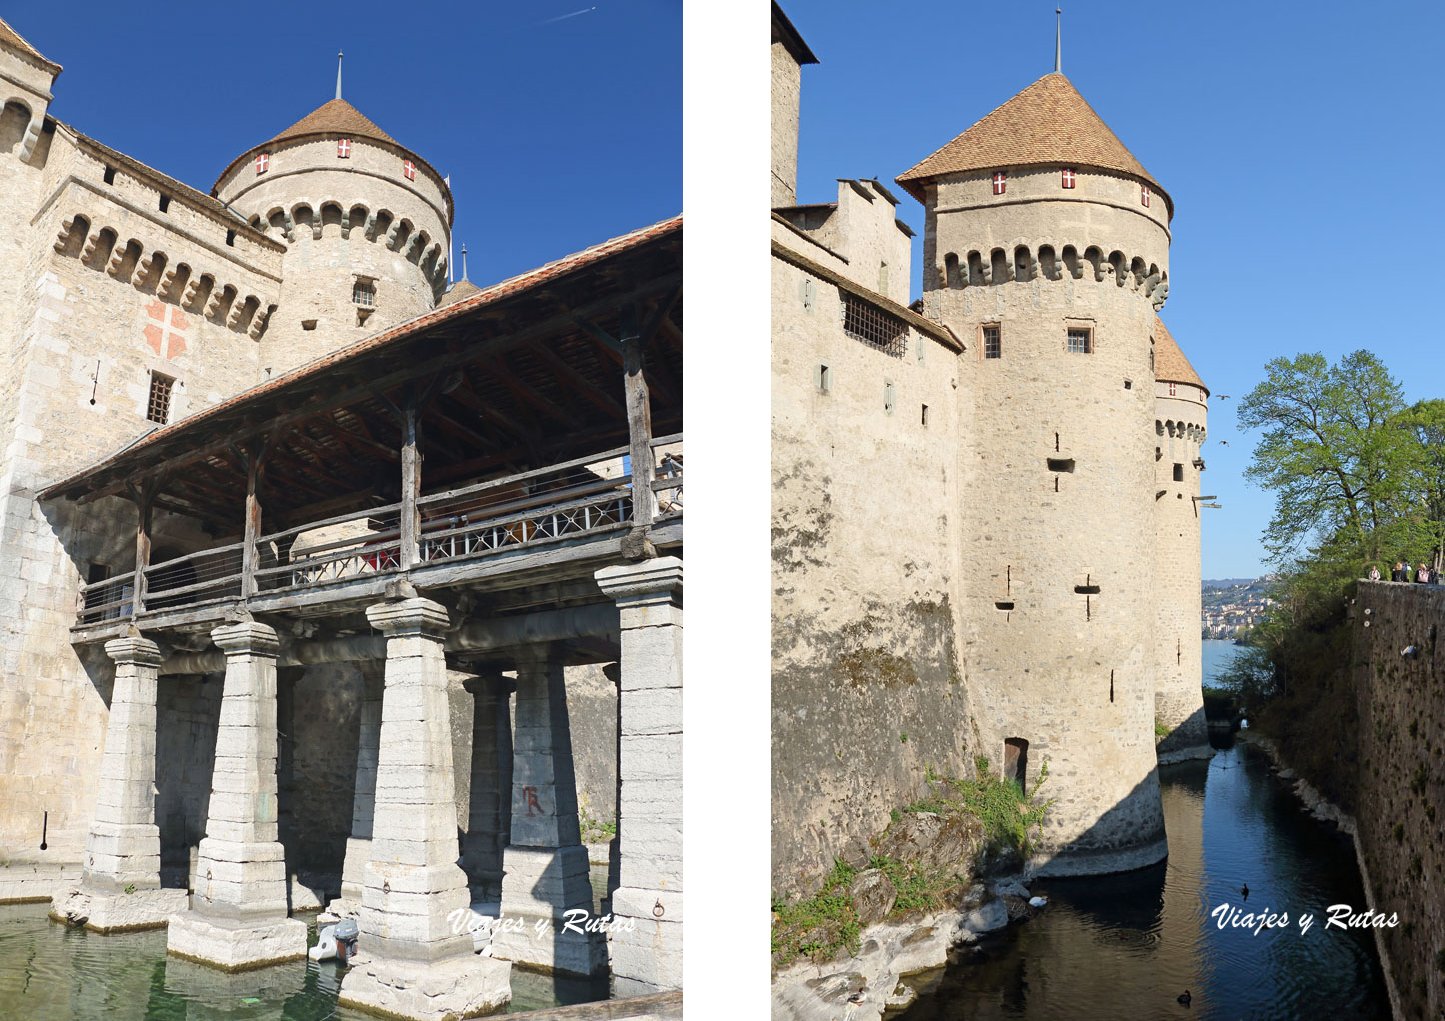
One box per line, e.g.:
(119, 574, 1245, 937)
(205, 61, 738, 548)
(0, 15, 683, 1018)
(771, 4, 1209, 895)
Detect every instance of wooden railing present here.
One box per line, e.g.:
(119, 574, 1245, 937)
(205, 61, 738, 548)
(75, 435, 682, 627)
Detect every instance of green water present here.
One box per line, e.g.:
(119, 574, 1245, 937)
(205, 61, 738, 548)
(0, 908, 608, 1019)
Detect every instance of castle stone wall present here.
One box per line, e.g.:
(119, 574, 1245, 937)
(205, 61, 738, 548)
(1350, 581, 1445, 1021)
(217, 137, 451, 373)
(1153, 382, 1208, 754)
(771, 230, 970, 898)
(925, 169, 1170, 873)
(770, 37, 802, 208)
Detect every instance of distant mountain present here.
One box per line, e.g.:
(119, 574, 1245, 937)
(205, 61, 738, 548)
(1203, 578, 1258, 588)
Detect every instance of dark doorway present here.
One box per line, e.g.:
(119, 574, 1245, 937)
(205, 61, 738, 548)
(1003, 738, 1029, 793)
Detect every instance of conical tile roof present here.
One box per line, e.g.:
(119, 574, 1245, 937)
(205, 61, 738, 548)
(1154, 315, 1206, 393)
(896, 73, 1167, 211)
(269, 98, 396, 146)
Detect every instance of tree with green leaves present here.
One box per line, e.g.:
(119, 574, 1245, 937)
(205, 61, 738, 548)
(1237, 350, 1428, 571)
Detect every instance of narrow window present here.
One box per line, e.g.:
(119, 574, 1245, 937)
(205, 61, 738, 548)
(1066, 327, 1092, 354)
(353, 278, 376, 307)
(337, 138, 353, 159)
(102, 165, 116, 185)
(1141, 184, 1151, 208)
(225, 230, 236, 247)
(158, 194, 171, 213)
(1061, 167, 1076, 189)
(1003, 738, 1029, 793)
(301, 319, 318, 331)
(921, 404, 929, 427)
(1173, 463, 1185, 482)
(884, 382, 895, 414)
(255, 152, 270, 175)
(146, 372, 174, 424)
(817, 364, 830, 393)
(983, 325, 1001, 359)
(991, 170, 1007, 195)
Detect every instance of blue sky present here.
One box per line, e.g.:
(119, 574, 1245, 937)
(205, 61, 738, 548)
(10, 1, 680, 290)
(782, 0, 1445, 579)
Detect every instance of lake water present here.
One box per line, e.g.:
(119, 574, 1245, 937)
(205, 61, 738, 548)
(1201, 638, 1245, 688)
(0, 868, 614, 1018)
(895, 741, 1390, 1020)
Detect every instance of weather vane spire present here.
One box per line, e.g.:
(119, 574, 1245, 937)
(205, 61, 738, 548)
(1054, 8, 1062, 74)
(461, 243, 469, 282)
(336, 50, 344, 100)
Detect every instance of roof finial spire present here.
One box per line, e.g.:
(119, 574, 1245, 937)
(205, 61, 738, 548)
(461, 243, 469, 282)
(1054, 8, 1062, 74)
(335, 50, 344, 100)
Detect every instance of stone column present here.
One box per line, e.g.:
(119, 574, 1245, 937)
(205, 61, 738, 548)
(166, 621, 307, 969)
(490, 645, 607, 976)
(51, 636, 187, 932)
(461, 673, 512, 903)
(329, 660, 385, 919)
(595, 557, 683, 996)
(338, 598, 510, 1021)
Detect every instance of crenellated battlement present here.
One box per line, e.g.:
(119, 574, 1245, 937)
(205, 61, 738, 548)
(936, 240, 1169, 310)
(251, 199, 448, 301)
(54, 213, 276, 339)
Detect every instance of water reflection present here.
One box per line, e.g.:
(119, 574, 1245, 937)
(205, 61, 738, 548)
(0, 908, 608, 1018)
(898, 744, 1388, 1020)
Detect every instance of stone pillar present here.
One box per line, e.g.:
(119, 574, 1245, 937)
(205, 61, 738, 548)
(595, 557, 682, 996)
(461, 673, 512, 903)
(166, 621, 307, 970)
(490, 645, 607, 976)
(338, 598, 510, 1021)
(329, 660, 385, 919)
(51, 636, 187, 932)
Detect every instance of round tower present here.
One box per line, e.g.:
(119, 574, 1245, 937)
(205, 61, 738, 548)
(898, 72, 1172, 874)
(1153, 317, 1209, 758)
(212, 93, 453, 373)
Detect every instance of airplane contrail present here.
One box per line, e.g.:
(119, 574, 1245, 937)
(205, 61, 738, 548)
(538, 6, 598, 25)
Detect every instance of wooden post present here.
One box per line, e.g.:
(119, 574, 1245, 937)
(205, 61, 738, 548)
(130, 480, 156, 620)
(240, 449, 263, 599)
(621, 306, 655, 534)
(400, 404, 421, 570)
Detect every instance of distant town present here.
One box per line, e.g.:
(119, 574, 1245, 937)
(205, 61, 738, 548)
(1202, 577, 1274, 641)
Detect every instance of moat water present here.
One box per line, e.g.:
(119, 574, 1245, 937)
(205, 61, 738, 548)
(0, 872, 611, 1019)
(896, 642, 1390, 1020)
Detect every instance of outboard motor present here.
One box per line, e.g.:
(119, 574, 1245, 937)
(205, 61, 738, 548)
(335, 917, 360, 965)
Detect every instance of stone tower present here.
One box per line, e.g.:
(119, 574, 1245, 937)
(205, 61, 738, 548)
(898, 73, 1173, 874)
(212, 94, 453, 373)
(1152, 316, 1210, 757)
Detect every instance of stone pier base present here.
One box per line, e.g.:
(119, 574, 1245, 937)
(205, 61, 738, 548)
(338, 952, 512, 1020)
(49, 886, 188, 933)
(165, 911, 308, 971)
(608, 888, 682, 997)
(491, 845, 608, 976)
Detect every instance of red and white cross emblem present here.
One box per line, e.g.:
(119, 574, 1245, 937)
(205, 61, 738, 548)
(403, 159, 416, 181)
(337, 138, 352, 158)
(142, 299, 188, 360)
(255, 152, 270, 175)
(1061, 167, 1076, 189)
(991, 170, 1007, 195)
(1141, 184, 1151, 207)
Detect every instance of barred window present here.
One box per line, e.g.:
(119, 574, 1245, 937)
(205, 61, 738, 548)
(1066, 327, 1093, 354)
(983, 325, 1001, 359)
(353, 279, 376, 307)
(842, 293, 907, 357)
(146, 372, 174, 424)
